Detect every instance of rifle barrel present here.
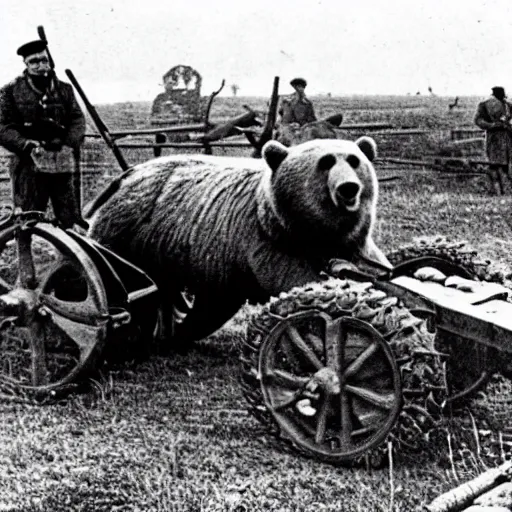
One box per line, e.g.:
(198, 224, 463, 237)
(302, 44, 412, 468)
(37, 26, 55, 69)
(65, 69, 130, 171)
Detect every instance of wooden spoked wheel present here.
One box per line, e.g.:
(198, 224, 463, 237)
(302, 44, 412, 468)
(0, 222, 109, 396)
(258, 311, 402, 463)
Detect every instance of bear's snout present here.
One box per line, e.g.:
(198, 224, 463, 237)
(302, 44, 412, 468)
(337, 182, 360, 202)
(328, 165, 362, 212)
(335, 181, 361, 211)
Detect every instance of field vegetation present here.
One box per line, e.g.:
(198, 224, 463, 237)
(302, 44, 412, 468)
(2, 94, 512, 512)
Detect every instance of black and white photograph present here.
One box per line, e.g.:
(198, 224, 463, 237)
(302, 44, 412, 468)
(2, 0, 512, 510)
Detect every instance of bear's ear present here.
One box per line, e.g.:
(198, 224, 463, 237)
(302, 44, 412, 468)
(355, 136, 377, 162)
(262, 141, 289, 172)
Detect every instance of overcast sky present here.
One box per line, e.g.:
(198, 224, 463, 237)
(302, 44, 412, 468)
(1, 0, 511, 103)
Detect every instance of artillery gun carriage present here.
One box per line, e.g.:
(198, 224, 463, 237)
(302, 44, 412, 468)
(0, 211, 509, 465)
(6, 26, 508, 467)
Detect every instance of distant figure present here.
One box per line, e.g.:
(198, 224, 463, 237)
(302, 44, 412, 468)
(278, 77, 317, 127)
(448, 96, 459, 111)
(0, 39, 87, 229)
(474, 86, 512, 193)
(428, 86, 434, 95)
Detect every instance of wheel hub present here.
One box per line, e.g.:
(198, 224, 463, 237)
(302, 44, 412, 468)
(306, 367, 340, 395)
(0, 289, 39, 323)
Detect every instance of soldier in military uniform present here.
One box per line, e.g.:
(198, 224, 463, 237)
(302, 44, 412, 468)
(275, 78, 318, 146)
(474, 86, 512, 193)
(279, 77, 317, 127)
(0, 39, 87, 228)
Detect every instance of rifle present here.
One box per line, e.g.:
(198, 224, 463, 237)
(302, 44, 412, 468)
(250, 76, 280, 158)
(37, 26, 54, 69)
(64, 69, 130, 172)
(36, 26, 64, 105)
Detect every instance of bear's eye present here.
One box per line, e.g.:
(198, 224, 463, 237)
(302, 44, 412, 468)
(346, 155, 360, 168)
(318, 154, 336, 171)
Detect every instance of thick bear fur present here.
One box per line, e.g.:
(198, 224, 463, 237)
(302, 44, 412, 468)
(274, 114, 343, 147)
(88, 137, 390, 342)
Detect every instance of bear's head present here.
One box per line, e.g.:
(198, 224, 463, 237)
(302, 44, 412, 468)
(258, 137, 379, 253)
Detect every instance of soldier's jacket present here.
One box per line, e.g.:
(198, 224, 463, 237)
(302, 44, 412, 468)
(0, 71, 85, 156)
(278, 93, 317, 126)
(474, 96, 512, 165)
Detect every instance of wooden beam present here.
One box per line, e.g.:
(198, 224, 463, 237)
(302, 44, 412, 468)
(114, 141, 254, 149)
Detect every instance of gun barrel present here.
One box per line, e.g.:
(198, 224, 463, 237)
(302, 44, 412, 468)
(65, 69, 130, 171)
(37, 26, 55, 69)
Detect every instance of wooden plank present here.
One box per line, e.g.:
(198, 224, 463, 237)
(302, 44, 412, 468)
(114, 141, 254, 149)
(371, 129, 430, 136)
(450, 137, 484, 146)
(391, 276, 512, 351)
(336, 122, 394, 131)
(390, 276, 509, 307)
(445, 299, 512, 332)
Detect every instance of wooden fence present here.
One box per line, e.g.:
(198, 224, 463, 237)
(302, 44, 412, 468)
(0, 125, 490, 207)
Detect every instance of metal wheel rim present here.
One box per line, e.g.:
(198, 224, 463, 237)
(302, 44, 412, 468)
(0, 222, 109, 393)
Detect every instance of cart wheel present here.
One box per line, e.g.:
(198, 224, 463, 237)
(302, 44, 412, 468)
(241, 279, 445, 464)
(260, 310, 401, 462)
(387, 237, 507, 404)
(0, 222, 109, 397)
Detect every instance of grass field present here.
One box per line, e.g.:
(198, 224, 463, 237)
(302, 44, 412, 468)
(2, 94, 512, 512)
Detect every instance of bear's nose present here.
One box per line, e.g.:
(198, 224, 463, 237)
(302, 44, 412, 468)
(336, 182, 360, 204)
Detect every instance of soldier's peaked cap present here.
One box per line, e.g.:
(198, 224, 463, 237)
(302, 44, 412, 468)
(492, 86, 505, 93)
(290, 77, 307, 88)
(17, 40, 47, 58)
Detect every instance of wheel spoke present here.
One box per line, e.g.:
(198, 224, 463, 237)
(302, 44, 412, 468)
(305, 332, 325, 354)
(285, 325, 323, 370)
(345, 384, 396, 410)
(280, 335, 302, 368)
(352, 425, 378, 437)
(271, 388, 302, 411)
(28, 320, 49, 386)
(0, 275, 13, 294)
(325, 318, 344, 371)
(343, 342, 379, 379)
(48, 311, 107, 363)
(40, 293, 105, 324)
(16, 232, 36, 288)
(265, 369, 310, 390)
(315, 396, 330, 444)
(339, 389, 353, 446)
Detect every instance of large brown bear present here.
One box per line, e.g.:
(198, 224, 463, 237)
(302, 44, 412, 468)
(88, 137, 390, 342)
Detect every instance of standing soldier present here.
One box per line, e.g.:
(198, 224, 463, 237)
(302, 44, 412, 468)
(279, 77, 317, 127)
(474, 86, 512, 194)
(0, 39, 88, 229)
(275, 77, 318, 146)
